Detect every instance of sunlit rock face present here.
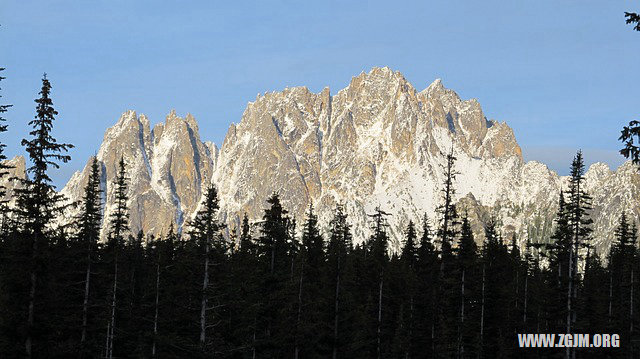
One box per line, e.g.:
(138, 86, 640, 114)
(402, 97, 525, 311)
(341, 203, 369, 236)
(0, 156, 26, 208)
(61, 110, 214, 239)
(55, 67, 639, 255)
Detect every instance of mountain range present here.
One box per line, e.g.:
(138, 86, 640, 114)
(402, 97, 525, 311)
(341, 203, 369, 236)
(5, 67, 639, 254)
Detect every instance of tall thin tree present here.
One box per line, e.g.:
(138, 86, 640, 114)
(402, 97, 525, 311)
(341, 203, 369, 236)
(188, 184, 226, 353)
(15, 74, 73, 357)
(105, 157, 129, 359)
(564, 151, 593, 359)
(78, 156, 102, 355)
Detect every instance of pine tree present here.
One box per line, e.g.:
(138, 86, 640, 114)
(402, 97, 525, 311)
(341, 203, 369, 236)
(415, 214, 438, 357)
(239, 213, 253, 254)
(78, 156, 103, 356)
(14, 74, 73, 358)
(256, 193, 293, 358)
(187, 184, 227, 354)
(435, 147, 460, 356)
(105, 157, 129, 359)
(579, 248, 608, 340)
(293, 203, 324, 358)
(479, 217, 511, 357)
(457, 213, 478, 358)
(367, 206, 390, 359)
(144, 227, 177, 358)
(564, 150, 593, 358)
(397, 220, 417, 358)
(608, 211, 638, 354)
(227, 213, 261, 357)
(326, 203, 353, 359)
(437, 147, 460, 259)
(401, 220, 418, 269)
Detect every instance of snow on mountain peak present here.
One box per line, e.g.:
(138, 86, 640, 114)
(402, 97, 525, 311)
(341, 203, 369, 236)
(51, 69, 640, 255)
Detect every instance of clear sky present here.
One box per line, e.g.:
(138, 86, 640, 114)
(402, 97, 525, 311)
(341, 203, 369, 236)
(1, 1, 639, 187)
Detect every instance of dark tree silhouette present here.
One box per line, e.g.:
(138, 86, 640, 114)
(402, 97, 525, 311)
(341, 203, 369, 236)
(619, 119, 640, 165)
(77, 156, 103, 356)
(14, 74, 73, 358)
(626, 11, 640, 31)
(187, 184, 227, 354)
(104, 156, 129, 359)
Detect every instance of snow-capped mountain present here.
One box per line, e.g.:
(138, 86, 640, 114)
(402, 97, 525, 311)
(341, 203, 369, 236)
(49, 67, 640, 253)
(59, 110, 216, 238)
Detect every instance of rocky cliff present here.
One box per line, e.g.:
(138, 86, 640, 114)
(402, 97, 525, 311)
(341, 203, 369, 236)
(51, 67, 638, 253)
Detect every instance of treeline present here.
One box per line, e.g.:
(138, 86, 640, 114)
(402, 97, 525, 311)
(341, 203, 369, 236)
(1, 77, 640, 359)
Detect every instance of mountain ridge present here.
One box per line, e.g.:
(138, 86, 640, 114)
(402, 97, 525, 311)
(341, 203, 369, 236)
(4, 67, 638, 254)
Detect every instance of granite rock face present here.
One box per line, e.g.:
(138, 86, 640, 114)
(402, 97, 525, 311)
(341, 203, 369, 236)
(50, 67, 639, 254)
(212, 67, 637, 254)
(0, 156, 26, 208)
(60, 110, 214, 239)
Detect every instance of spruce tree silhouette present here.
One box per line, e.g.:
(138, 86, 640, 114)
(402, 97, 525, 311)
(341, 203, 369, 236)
(78, 156, 102, 356)
(187, 184, 226, 354)
(104, 156, 129, 359)
(15, 74, 73, 358)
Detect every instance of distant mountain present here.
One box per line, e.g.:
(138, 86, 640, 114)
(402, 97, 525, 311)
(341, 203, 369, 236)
(8, 67, 637, 254)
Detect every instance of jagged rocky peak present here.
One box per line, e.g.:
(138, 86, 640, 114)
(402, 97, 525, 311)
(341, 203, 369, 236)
(213, 67, 529, 243)
(421, 77, 521, 159)
(211, 67, 639, 254)
(149, 109, 214, 219)
(215, 83, 330, 222)
(61, 109, 214, 239)
(43, 67, 640, 255)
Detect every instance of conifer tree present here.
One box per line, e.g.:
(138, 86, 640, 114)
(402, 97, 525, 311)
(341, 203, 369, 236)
(366, 206, 391, 359)
(579, 248, 608, 340)
(256, 193, 293, 357)
(120, 230, 146, 355)
(564, 150, 593, 356)
(397, 220, 417, 358)
(15, 74, 73, 358)
(78, 156, 103, 355)
(546, 190, 572, 334)
(609, 211, 638, 353)
(437, 147, 460, 259)
(457, 213, 478, 358)
(105, 157, 128, 359)
(401, 220, 418, 269)
(479, 217, 511, 357)
(294, 203, 324, 358)
(187, 183, 226, 354)
(435, 147, 460, 356)
(145, 227, 177, 358)
(227, 213, 261, 357)
(326, 203, 353, 359)
(239, 213, 253, 254)
(415, 214, 438, 356)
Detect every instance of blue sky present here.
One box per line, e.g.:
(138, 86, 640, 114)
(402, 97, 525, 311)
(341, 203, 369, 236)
(1, 1, 639, 186)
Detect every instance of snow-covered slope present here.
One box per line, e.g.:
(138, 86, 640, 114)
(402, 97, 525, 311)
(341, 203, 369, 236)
(58, 67, 639, 254)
